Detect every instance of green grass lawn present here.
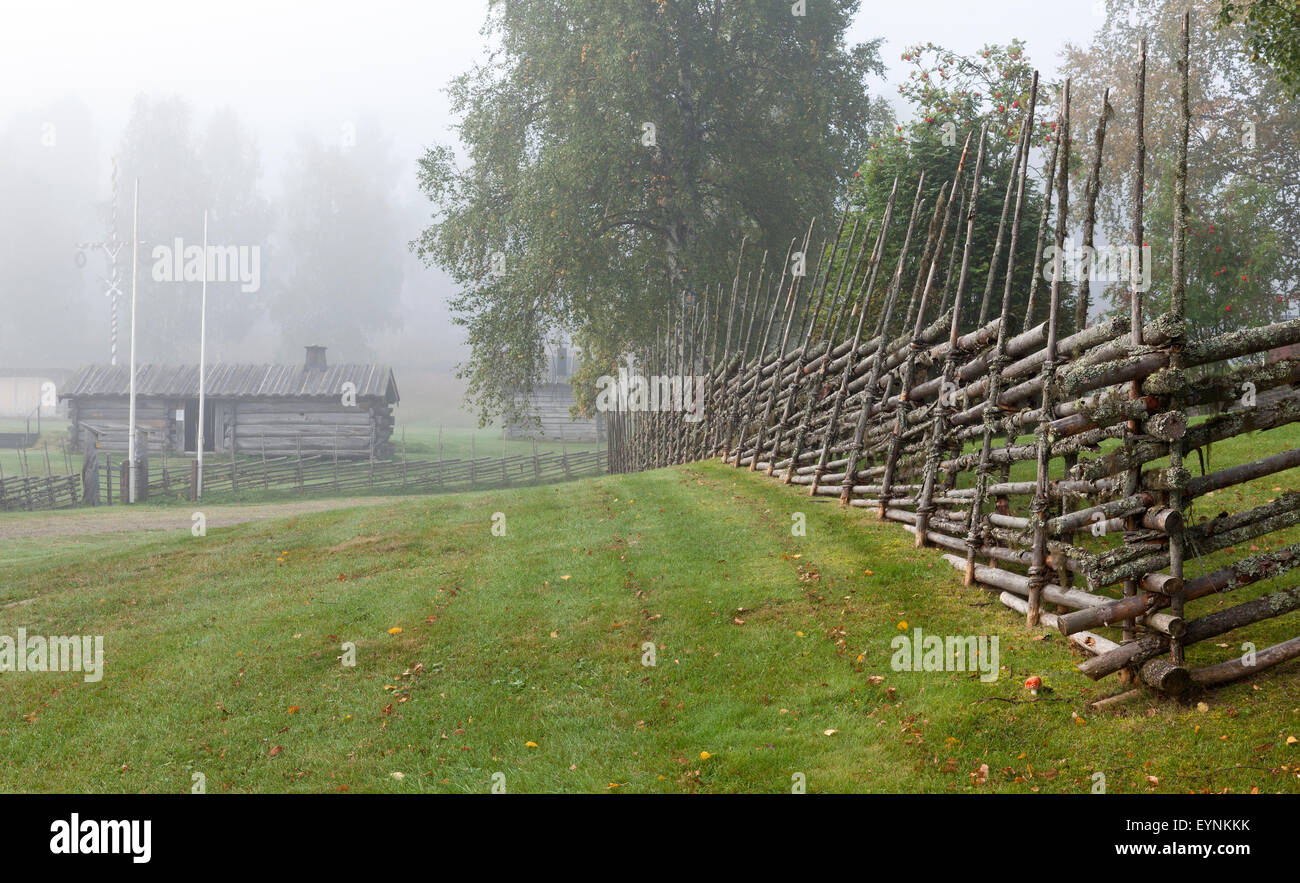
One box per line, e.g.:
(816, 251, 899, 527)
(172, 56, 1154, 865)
(0, 419, 74, 480)
(397, 424, 599, 460)
(0, 458, 1296, 793)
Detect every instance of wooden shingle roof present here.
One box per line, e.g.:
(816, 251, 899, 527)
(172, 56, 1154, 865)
(61, 363, 399, 403)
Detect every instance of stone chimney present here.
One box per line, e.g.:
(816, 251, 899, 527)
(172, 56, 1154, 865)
(305, 346, 328, 371)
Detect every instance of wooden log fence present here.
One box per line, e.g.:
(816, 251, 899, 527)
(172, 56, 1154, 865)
(3, 445, 606, 511)
(604, 15, 1300, 695)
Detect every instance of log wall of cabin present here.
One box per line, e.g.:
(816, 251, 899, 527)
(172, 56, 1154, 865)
(66, 396, 171, 453)
(67, 396, 394, 458)
(231, 397, 394, 459)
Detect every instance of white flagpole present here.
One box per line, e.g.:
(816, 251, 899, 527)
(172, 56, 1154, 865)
(196, 210, 208, 500)
(127, 178, 140, 503)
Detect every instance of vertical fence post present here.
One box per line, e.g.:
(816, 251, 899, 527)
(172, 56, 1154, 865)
(1161, 15, 1192, 672)
(136, 429, 149, 502)
(82, 429, 99, 506)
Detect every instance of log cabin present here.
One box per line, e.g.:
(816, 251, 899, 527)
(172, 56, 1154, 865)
(505, 338, 604, 441)
(60, 346, 398, 459)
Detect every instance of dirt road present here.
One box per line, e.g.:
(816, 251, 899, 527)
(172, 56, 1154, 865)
(0, 497, 398, 540)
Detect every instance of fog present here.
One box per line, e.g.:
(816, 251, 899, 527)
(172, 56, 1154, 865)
(0, 0, 1085, 423)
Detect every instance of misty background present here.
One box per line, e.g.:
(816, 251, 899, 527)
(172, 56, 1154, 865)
(0, 0, 1086, 424)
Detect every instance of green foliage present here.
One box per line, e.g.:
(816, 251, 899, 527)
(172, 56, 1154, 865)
(412, 0, 887, 424)
(1062, 0, 1300, 329)
(1145, 175, 1288, 344)
(849, 41, 1053, 339)
(894, 40, 1044, 153)
(1220, 0, 1300, 96)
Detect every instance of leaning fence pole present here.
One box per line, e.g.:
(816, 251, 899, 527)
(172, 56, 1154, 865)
(975, 124, 1025, 327)
(768, 209, 862, 476)
(809, 177, 922, 492)
(754, 222, 838, 473)
(728, 249, 785, 463)
(735, 234, 802, 466)
(876, 152, 967, 515)
(1025, 74, 1063, 627)
(710, 260, 751, 456)
(832, 190, 939, 503)
(1121, 40, 1148, 656)
(915, 125, 989, 546)
(1023, 111, 1062, 329)
(963, 103, 1057, 585)
(1074, 87, 1112, 337)
(936, 169, 969, 317)
(722, 263, 768, 460)
(782, 213, 883, 482)
(1052, 85, 1114, 589)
